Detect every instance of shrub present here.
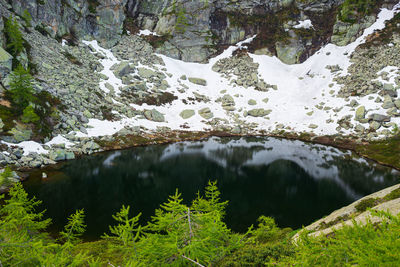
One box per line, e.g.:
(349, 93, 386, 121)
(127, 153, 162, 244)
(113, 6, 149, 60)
(21, 104, 40, 123)
(339, 0, 375, 23)
(0, 166, 12, 187)
(290, 210, 400, 266)
(21, 9, 33, 28)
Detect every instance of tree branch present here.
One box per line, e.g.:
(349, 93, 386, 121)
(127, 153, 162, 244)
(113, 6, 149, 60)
(187, 208, 193, 240)
(181, 255, 205, 267)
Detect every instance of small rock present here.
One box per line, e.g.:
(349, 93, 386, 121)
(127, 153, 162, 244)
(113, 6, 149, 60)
(180, 109, 195, 119)
(188, 77, 207, 86)
(248, 99, 257, 105)
(355, 106, 366, 121)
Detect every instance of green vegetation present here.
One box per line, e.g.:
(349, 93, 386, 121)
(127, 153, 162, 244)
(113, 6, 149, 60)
(339, 0, 380, 23)
(8, 64, 36, 110)
(1, 182, 400, 266)
(355, 197, 378, 212)
(0, 166, 12, 187)
(4, 15, 24, 59)
(21, 9, 33, 28)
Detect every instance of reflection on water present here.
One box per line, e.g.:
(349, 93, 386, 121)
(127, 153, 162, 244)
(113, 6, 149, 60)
(24, 137, 399, 240)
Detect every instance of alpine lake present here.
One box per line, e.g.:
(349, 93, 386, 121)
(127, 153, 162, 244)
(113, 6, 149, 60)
(23, 137, 400, 240)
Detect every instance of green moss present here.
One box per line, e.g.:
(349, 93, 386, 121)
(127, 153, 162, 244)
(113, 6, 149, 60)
(383, 188, 400, 201)
(338, 0, 384, 23)
(355, 197, 378, 212)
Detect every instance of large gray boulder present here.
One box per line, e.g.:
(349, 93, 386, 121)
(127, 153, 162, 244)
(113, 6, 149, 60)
(0, 47, 12, 80)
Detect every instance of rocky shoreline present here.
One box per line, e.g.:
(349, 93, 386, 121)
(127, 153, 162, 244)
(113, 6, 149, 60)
(1, 128, 399, 193)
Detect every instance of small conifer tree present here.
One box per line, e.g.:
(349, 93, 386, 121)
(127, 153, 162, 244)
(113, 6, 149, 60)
(4, 15, 24, 57)
(8, 64, 36, 110)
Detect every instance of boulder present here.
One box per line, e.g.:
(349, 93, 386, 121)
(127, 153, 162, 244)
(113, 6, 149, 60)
(248, 99, 257, 105)
(180, 109, 195, 119)
(198, 108, 213, 119)
(49, 149, 66, 161)
(355, 106, 366, 121)
(247, 108, 272, 117)
(188, 77, 207, 86)
(144, 109, 165, 122)
(138, 67, 158, 79)
(9, 125, 32, 143)
(113, 62, 133, 78)
(0, 47, 12, 80)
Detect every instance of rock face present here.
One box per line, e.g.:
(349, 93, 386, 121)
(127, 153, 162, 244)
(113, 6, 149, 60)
(0, 47, 12, 79)
(11, 0, 128, 48)
(127, 0, 346, 63)
(4, 0, 397, 64)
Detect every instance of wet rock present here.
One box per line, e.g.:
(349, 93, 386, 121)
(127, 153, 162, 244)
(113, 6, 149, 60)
(49, 149, 66, 161)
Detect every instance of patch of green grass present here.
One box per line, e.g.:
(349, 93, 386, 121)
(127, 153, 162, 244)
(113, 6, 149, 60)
(356, 135, 400, 169)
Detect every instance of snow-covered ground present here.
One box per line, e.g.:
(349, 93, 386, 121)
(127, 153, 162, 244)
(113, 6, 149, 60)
(2, 4, 400, 156)
(75, 4, 400, 138)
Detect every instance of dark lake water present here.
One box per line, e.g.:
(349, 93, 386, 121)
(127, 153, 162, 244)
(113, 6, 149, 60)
(23, 137, 399, 240)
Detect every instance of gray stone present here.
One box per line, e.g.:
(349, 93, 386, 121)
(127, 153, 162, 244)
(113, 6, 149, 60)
(247, 108, 272, 117)
(355, 106, 366, 121)
(248, 99, 257, 105)
(231, 126, 241, 134)
(0, 47, 12, 79)
(65, 151, 75, 160)
(144, 109, 165, 122)
(395, 99, 400, 109)
(369, 121, 381, 131)
(0, 118, 3, 131)
(369, 114, 390, 123)
(198, 108, 213, 119)
(138, 67, 158, 79)
(180, 109, 195, 119)
(9, 125, 32, 143)
(308, 124, 318, 129)
(188, 77, 207, 86)
(113, 62, 133, 78)
(49, 149, 66, 161)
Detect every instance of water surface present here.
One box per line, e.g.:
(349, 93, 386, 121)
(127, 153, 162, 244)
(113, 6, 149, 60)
(24, 137, 399, 240)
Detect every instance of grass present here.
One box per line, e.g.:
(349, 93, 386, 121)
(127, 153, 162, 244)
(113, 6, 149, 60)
(355, 135, 400, 170)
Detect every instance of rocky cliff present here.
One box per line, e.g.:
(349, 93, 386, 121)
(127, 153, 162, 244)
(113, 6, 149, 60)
(5, 0, 398, 63)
